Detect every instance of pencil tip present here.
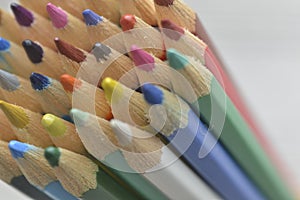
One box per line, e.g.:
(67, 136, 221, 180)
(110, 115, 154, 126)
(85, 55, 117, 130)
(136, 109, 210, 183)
(22, 40, 44, 64)
(46, 3, 68, 29)
(167, 49, 189, 70)
(10, 3, 33, 27)
(30, 72, 51, 91)
(101, 78, 121, 103)
(0, 100, 29, 129)
(130, 45, 155, 71)
(120, 14, 136, 31)
(142, 83, 163, 105)
(82, 9, 103, 26)
(9, 140, 32, 159)
(110, 119, 133, 146)
(0, 37, 11, 51)
(91, 43, 112, 62)
(60, 74, 81, 92)
(54, 37, 86, 63)
(0, 69, 20, 91)
(154, 0, 174, 6)
(42, 114, 67, 137)
(70, 108, 90, 126)
(44, 146, 60, 167)
(161, 19, 184, 40)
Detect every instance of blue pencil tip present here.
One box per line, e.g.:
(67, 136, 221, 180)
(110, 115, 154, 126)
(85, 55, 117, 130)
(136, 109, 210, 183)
(9, 140, 31, 159)
(82, 9, 103, 26)
(167, 49, 189, 70)
(0, 37, 11, 51)
(30, 73, 51, 91)
(142, 83, 163, 105)
(62, 115, 74, 123)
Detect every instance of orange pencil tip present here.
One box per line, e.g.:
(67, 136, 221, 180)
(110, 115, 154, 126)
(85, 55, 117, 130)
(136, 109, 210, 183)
(60, 74, 81, 92)
(120, 14, 136, 31)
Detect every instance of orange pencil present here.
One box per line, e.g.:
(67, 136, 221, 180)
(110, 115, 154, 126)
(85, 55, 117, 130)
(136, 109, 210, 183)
(60, 74, 112, 120)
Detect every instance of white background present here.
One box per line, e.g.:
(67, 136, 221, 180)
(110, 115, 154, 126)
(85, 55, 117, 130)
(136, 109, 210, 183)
(1, 0, 300, 198)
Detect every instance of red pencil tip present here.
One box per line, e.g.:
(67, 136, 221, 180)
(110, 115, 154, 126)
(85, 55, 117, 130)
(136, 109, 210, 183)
(46, 3, 68, 28)
(54, 37, 86, 63)
(60, 74, 82, 92)
(161, 19, 184, 40)
(130, 45, 155, 72)
(120, 14, 136, 31)
(154, 0, 174, 6)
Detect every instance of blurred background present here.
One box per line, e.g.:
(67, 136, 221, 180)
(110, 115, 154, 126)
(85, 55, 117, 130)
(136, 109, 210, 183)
(1, 0, 300, 198)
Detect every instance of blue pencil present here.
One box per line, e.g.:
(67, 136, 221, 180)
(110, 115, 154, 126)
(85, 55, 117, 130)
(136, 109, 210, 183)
(8, 140, 78, 200)
(140, 83, 266, 200)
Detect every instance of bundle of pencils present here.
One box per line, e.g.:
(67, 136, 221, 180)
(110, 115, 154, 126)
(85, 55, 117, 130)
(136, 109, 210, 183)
(0, 0, 296, 199)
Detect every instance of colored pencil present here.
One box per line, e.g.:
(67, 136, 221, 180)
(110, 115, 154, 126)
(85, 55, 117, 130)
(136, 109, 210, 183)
(46, 3, 91, 51)
(110, 119, 221, 200)
(119, 0, 157, 26)
(44, 146, 140, 200)
(102, 78, 266, 199)
(41, 113, 87, 155)
(55, 38, 138, 88)
(8, 140, 79, 200)
(0, 140, 53, 200)
(161, 19, 287, 182)
(153, 0, 196, 33)
(22, 39, 66, 80)
(0, 110, 17, 142)
(82, 9, 126, 54)
(84, 0, 121, 24)
(10, 3, 56, 50)
(166, 49, 294, 200)
(19, 0, 87, 20)
(0, 69, 43, 113)
(70, 108, 169, 200)
(60, 74, 112, 120)
(120, 14, 165, 59)
(0, 37, 36, 78)
(0, 100, 53, 148)
(30, 72, 71, 116)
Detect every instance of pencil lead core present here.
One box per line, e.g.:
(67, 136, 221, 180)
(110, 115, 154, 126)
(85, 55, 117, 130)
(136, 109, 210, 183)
(44, 146, 61, 167)
(120, 14, 136, 31)
(82, 9, 103, 26)
(22, 40, 44, 64)
(70, 108, 90, 127)
(42, 114, 67, 137)
(9, 140, 31, 159)
(101, 77, 121, 103)
(142, 83, 163, 105)
(54, 37, 86, 63)
(167, 49, 189, 70)
(154, 0, 174, 6)
(0, 37, 10, 51)
(60, 74, 82, 92)
(130, 45, 155, 71)
(91, 43, 112, 62)
(161, 19, 184, 40)
(10, 3, 34, 27)
(0, 101, 29, 129)
(0, 69, 20, 91)
(30, 72, 51, 91)
(46, 3, 68, 29)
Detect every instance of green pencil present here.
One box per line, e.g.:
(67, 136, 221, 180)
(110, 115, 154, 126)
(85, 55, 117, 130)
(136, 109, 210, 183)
(166, 49, 294, 200)
(70, 108, 169, 200)
(44, 146, 139, 200)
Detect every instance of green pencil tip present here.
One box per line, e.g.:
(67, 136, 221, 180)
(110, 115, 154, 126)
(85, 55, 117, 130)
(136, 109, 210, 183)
(44, 146, 61, 167)
(167, 49, 189, 70)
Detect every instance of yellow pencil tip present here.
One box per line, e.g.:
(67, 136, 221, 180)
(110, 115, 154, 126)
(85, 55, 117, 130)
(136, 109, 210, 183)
(101, 78, 123, 103)
(0, 101, 29, 129)
(41, 114, 66, 137)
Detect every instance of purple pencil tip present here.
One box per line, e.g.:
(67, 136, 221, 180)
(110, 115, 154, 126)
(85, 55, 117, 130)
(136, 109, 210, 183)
(10, 3, 34, 27)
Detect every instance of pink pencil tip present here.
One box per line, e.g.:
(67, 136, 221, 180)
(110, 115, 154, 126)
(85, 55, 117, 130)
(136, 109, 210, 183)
(46, 3, 68, 29)
(130, 45, 155, 72)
